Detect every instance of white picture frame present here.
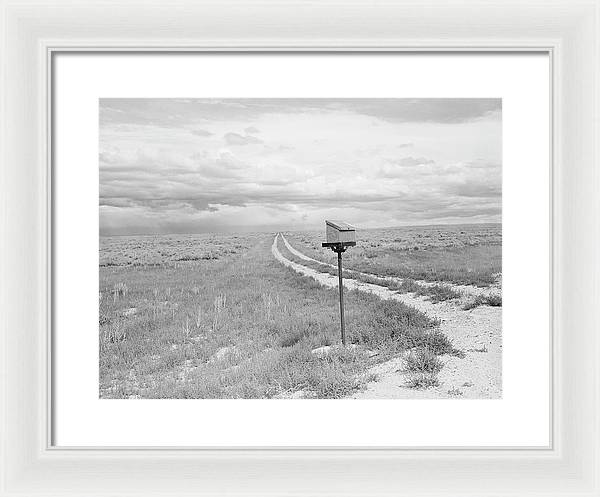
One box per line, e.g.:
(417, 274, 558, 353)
(1, 0, 598, 495)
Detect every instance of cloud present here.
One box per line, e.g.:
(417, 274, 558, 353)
(443, 181, 502, 198)
(347, 99, 501, 124)
(100, 98, 501, 128)
(379, 157, 435, 178)
(215, 151, 248, 169)
(190, 129, 213, 137)
(100, 99, 502, 234)
(224, 132, 263, 146)
(100, 99, 260, 127)
(247, 98, 501, 123)
(262, 144, 295, 155)
(391, 157, 435, 167)
(99, 147, 120, 165)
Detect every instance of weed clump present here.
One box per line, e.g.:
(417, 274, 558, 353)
(368, 300, 463, 356)
(112, 282, 128, 301)
(421, 330, 464, 357)
(279, 330, 305, 348)
(102, 321, 127, 344)
(463, 294, 502, 310)
(405, 374, 439, 389)
(312, 371, 362, 398)
(404, 347, 443, 375)
(417, 284, 460, 303)
(404, 347, 443, 389)
(373, 299, 438, 333)
(485, 294, 502, 306)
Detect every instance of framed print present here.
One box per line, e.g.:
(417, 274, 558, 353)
(1, 1, 599, 496)
(52, 53, 549, 448)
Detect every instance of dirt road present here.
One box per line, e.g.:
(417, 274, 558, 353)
(272, 234, 502, 399)
(281, 233, 501, 299)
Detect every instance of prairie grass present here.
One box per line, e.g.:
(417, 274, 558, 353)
(404, 347, 443, 375)
(405, 374, 440, 389)
(100, 233, 260, 267)
(462, 294, 503, 310)
(112, 282, 128, 302)
(403, 347, 443, 389)
(418, 284, 461, 303)
(99, 234, 455, 398)
(285, 224, 501, 287)
(277, 239, 461, 304)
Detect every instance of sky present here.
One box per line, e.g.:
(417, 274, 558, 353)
(99, 98, 501, 235)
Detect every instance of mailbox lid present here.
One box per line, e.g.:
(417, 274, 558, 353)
(325, 220, 355, 232)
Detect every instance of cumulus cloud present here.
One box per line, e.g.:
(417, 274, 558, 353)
(447, 182, 501, 198)
(215, 151, 248, 169)
(100, 98, 501, 127)
(100, 98, 502, 235)
(378, 157, 435, 178)
(224, 132, 263, 146)
(190, 129, 213, 137)
(394, 157, 435, 167)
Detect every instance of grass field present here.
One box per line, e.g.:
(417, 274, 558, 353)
(285, 224, 501, 287)
(100, 233, 260, 267)
(100, 231, 462, 399)
(276, 236, 463, 304)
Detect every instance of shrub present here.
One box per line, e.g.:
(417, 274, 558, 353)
(279, 330, 305, 348)
(463, 294, 502, 310)
(403, 347, 445, 390)
(361, 299, 465, 359)
(420, 330, 462, 356)
(373, 299, 438, 333)
(310, 369, 362, 398)
(485, 294, 502, 306)
(404, 347, 443, 375)
(417, 284, 460, 303)
(405, 373, 439, 389)
(462, 299, 480, 311)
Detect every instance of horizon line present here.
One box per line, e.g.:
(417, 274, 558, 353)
(99, 220, 502, 237)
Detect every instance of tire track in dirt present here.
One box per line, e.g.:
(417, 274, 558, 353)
(272, 234, 502, 399)
(280, 233, 501, 299)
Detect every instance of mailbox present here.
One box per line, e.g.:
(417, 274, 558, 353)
(325, 220, 356, 245)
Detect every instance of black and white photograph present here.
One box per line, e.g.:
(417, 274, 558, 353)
(99, 98, 502, 399)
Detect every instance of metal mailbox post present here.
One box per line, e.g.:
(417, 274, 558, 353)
(322, 220, 356, 346)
